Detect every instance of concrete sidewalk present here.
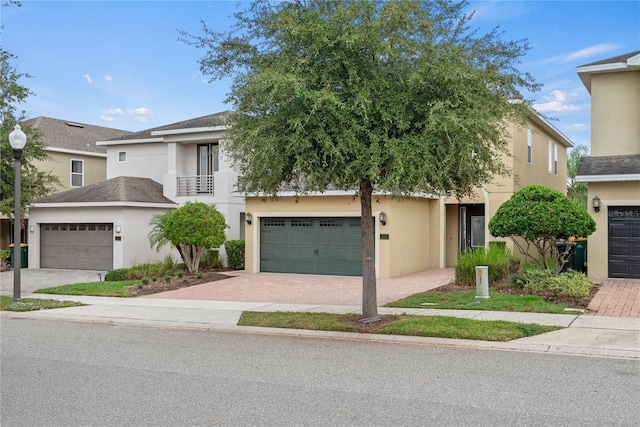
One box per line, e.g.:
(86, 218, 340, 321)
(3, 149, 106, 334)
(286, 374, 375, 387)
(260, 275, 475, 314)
(3, 293, 639, 360)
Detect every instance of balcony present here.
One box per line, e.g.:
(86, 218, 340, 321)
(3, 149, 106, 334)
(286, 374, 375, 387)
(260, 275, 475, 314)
(176, 175, 214, 196)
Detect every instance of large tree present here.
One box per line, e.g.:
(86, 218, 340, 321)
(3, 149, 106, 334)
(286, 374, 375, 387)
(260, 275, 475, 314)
(0, 48, 59, 222)
(184, 0, 539, 318)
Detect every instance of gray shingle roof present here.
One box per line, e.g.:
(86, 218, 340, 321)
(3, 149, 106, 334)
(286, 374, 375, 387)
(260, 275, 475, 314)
(34, 176, 176, 205)
(579, 51, 640, 68)
(23, 117, 131, 154)
(105, 111, 232, 142)
(577, 154, 640, 176)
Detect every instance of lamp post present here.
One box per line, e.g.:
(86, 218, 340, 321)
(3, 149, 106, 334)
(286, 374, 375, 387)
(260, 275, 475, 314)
(9, 124, 27, 303)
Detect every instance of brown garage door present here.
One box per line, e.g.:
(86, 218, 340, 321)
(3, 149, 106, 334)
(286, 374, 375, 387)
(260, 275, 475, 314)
(608, 207, 640, 279)
(40, 223, 113, 270)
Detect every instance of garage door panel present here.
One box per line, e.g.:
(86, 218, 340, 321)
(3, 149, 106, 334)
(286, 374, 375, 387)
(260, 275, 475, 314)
(260, 217, 365, 276)
(608, 207, 640, 279)
(40, 223, 113, 270)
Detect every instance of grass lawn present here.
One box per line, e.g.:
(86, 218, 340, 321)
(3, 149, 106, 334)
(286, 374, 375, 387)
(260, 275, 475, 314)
(238, 311, 560, 341)
(34, 280, 140, 297)
(0, 296, 84, 312)
(385, 289, 570, 314)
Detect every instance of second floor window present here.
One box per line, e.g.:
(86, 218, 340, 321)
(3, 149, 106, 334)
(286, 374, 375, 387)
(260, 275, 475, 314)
(71, 159, 84, 187)
(198, 143, 219, 175)
(554, 144, 558, 175)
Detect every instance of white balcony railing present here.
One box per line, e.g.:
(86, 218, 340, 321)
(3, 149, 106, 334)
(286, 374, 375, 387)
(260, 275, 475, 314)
(176, 175, 214, 196)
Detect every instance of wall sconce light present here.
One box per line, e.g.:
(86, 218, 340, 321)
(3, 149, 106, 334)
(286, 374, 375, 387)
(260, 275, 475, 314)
(379, 211, 387, 226)
(592, 196, 601, 213)
(29, 225, 35, 233)
(115, 225, 122, 233)
(245, 213, 253, 225)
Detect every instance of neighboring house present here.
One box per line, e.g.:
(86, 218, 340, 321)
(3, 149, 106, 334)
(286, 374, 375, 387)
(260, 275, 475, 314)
(0, 117, 130, 250)
(27, 112, 244, 270)
(244, 112, 572, 279)
(576, 51, 640, 280)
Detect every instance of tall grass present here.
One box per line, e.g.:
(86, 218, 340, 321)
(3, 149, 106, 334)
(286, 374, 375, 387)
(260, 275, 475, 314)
(455, 244, 520, 286)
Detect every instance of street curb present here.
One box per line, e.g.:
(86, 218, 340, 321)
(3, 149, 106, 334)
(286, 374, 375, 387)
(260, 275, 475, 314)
(3, 311, 638, 360)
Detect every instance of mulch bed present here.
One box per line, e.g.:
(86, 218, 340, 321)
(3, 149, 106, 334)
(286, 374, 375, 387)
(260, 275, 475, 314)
(125, 271, 232, 296)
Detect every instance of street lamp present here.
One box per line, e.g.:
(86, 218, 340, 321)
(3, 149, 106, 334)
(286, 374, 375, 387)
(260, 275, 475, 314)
(9, 124, 27, 303)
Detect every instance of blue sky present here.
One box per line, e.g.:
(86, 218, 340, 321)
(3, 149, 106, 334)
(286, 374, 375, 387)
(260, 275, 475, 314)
(2, 1, 639, 150)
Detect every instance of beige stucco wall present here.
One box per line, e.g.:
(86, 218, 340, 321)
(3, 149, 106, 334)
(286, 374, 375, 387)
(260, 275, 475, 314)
(586, 181, 640, 281)
(34, 152, 106, 192)
(244, 195, 440, 279)
(590, 71, 640, 157)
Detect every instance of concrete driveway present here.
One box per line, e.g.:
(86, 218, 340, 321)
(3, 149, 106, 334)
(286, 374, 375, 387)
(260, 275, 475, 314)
(0, 268, 107, 296)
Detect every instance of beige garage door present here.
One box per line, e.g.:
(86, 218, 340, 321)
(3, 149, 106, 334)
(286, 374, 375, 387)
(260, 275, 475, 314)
(40, 223, 113, 270)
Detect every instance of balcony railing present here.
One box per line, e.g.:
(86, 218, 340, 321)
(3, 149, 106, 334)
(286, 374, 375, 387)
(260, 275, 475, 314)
(176, 175, 214, 196)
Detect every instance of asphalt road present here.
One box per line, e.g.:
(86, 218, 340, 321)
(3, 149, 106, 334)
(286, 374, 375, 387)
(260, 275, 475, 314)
(1, 318, 639, 426)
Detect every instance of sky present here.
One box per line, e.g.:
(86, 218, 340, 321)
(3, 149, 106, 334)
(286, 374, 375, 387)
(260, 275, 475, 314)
(1, 1, 639, 150)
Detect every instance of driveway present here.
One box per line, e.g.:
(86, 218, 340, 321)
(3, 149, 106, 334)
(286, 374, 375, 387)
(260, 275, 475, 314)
(0, 268, 107, 296)
(144, 268, 456, 306)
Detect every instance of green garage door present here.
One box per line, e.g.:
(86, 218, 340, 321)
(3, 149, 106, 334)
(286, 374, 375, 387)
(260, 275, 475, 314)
(260, 217, 363, 276)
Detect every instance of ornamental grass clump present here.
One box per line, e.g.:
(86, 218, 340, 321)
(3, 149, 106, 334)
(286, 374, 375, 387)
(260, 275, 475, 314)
(454, 244, 520, 286)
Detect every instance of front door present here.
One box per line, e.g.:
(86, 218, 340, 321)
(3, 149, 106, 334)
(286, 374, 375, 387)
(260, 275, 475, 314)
(459, 204, 485, 253)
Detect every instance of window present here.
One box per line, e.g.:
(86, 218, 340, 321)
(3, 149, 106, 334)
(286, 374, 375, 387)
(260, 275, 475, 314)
(71, 159, 84, 187)
(527, 127, 533, 164)
(548, 141, 553, 174)
(197, 143, 219, 193)
(118, 151, 127, 162)
(554, 144, 558, 175)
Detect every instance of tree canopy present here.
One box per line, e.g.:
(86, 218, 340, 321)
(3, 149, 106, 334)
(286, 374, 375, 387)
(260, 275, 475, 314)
(567, 145, 589, 210)
(184, 0, 540, 317)
(488, 185, 596, 273)
(149, 202, 227, 273)
(0, 48, 59, 220)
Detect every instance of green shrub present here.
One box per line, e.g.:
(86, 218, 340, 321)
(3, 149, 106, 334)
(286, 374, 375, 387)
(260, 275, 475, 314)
(226, 240, 245, 270)
(454, 245, 520, 286)
(104, 268, 128, 281)
(523, 269, 591, 298)
(141, 278, 150, 285)
(200, 249, 224, 270)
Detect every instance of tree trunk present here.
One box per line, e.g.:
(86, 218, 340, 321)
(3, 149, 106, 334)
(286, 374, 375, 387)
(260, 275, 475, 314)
(359, 178, 378, 319)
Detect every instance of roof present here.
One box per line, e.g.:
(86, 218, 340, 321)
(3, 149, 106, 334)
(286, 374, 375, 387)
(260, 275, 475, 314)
(577, 50, 640, 92)
(22, 117, 131, 154)
(33, 176, 176, 205)
(576, 154, 640, 182)
(103, 111, 232, 142)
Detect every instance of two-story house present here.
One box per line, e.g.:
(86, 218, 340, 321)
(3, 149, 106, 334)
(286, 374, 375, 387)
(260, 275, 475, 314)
(1, 117, 130, 250)
(27, 112, 243, 270)
(243, 111, 572, 279)
(576, 51, 640, 280)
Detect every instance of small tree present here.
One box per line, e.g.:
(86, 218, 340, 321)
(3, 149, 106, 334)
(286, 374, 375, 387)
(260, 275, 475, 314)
(149, 202, 227, 273)
(567, 145, 589, 210)
(488, 185, 596, 273)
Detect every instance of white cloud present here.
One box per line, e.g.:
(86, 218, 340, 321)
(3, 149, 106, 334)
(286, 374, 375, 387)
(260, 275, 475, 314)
(539, 43, 621, 65)
(127, 107, 154, 123)
(533, 90, 581, 112)
(566, 123, 588, 131)
(562, 43, 620, 62)
(104, 75, 113, 82)
(83, 73, 93, 84)
(100, 115, 115, 122)
(102, 108, 124, 115)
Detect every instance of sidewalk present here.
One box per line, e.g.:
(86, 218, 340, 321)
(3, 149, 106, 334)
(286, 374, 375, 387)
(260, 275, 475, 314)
(3, 293, 639, 360)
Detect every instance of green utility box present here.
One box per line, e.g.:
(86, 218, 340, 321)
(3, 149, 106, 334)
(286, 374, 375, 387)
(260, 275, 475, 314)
(9, 244, 28, 268)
